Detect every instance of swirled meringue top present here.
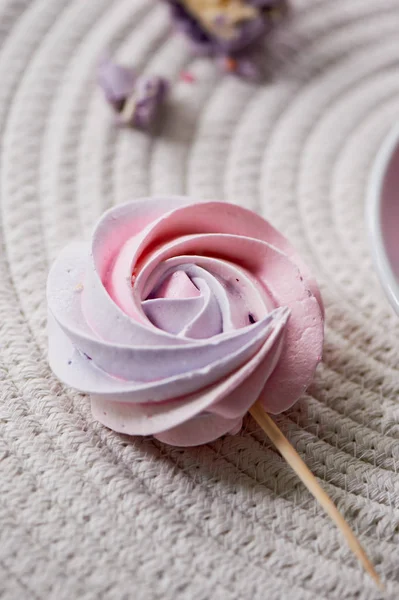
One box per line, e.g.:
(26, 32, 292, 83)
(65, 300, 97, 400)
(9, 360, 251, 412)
(47, 196, 324, 446)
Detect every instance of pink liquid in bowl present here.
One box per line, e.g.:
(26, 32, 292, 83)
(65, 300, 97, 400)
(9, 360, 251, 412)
(368, 125, 399, 315)
(381, 144, 399, 277)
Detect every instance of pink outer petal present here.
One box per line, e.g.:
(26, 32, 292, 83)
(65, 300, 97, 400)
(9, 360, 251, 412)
(92, 400, 242, 446)
(259, 300, 322, 414)
(90, 306, 289, 437)
(154, 414, 243, 447)
(92, 196, 200, 280)
(48, 305, 282, 405)
(211, 321, 287, 418)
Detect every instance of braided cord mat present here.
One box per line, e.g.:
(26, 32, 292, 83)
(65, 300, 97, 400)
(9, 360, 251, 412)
(1, 1, 399, 598)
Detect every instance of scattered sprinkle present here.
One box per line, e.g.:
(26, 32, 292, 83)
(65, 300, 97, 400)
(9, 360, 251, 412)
(74, 283, 84, 293)
(180, 71, 196, 83)
(131, 268, 138, 286)
(225, 57, 238, 72)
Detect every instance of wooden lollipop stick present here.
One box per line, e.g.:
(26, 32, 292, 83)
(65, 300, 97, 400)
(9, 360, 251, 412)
(249, 400, 383, 590)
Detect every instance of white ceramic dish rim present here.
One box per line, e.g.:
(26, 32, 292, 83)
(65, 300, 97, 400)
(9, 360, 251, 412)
(367, 124, 399, 315)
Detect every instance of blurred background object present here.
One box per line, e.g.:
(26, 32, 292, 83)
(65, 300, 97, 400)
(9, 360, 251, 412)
(1, 1, 399, 599)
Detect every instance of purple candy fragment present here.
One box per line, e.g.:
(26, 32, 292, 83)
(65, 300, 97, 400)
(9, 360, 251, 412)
(163, 0, 289, 79)
(98, 57, 168, 129)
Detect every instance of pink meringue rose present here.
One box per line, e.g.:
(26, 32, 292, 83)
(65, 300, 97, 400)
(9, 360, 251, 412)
(47, 196, 324, 446)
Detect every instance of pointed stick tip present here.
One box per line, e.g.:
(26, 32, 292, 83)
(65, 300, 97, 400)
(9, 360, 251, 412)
(249, 401, 383, 591)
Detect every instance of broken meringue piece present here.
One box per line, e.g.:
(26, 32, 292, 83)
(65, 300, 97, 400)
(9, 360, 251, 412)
(98, 57, 168, 128)
(164, 0, 289, 78)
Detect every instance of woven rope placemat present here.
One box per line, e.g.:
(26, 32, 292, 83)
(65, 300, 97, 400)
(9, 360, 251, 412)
(1, 1, 399, 598)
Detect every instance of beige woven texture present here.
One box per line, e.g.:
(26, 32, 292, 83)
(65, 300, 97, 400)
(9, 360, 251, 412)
(1, 0, 399, 598)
